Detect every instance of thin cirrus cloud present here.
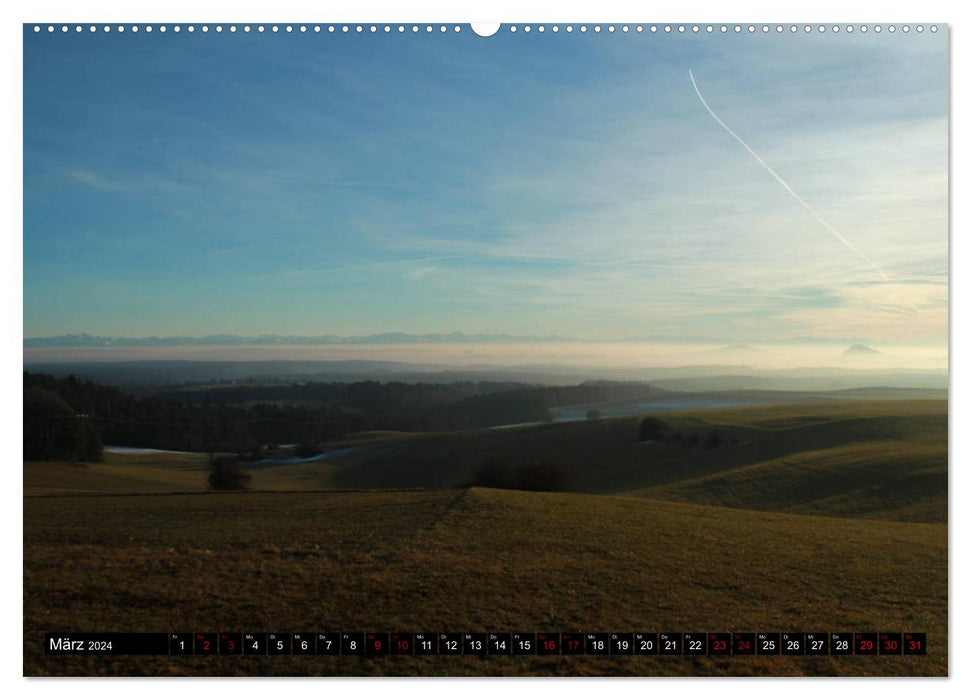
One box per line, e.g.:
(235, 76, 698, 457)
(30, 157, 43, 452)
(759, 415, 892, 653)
(58, 168, 126, 192)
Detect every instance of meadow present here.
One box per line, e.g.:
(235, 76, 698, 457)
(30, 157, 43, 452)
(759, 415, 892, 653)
(23, 399, 947, 676)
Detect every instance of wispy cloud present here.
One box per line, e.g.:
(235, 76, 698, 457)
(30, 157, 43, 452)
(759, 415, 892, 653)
(23, 29, 947, 346)
(59, 168, 125, 192)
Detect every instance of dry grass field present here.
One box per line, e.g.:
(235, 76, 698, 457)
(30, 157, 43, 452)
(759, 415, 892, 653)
(23, 399, 948, 676)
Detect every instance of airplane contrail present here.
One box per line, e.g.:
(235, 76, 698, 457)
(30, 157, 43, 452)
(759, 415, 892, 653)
(688, 69, 888, 280)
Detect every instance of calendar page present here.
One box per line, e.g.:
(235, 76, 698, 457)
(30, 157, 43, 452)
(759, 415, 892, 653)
(22, 15, 948, 678)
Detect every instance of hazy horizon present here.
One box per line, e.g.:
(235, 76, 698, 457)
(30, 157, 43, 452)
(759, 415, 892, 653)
(22, 340, 948, 372)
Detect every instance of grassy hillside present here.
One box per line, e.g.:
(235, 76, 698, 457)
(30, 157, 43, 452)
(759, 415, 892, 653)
(23, 452, 209, 496)
(24, 399, 947, 523)
(24, 488, 946, 676)
(631, 440, 946, 522)
(323, 399, 947, 522)
(24, 451, 338, 496)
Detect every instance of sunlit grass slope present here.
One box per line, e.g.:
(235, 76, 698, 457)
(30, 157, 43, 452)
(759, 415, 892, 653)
(23, 451, 209, 496)
(630, 440, 946, 522)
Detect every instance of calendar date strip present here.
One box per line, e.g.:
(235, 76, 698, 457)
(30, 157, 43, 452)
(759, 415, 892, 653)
(45, 631, 927, 656)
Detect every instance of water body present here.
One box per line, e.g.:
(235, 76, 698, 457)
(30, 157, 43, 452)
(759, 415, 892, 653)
(105, 444, 358, 466)
(103, 445, 195, 455)
(246, 447, 358, 466)
(549, 396, 786, 423)
(488, 395, 784, 430)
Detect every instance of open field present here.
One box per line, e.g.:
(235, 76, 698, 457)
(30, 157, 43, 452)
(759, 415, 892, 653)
(24, 451, 210, 496)
(24, 488, 946, 676)
(23, 399, 948, 676)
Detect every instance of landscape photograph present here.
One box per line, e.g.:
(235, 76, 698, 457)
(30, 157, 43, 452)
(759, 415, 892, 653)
(22, 21, 948, 677)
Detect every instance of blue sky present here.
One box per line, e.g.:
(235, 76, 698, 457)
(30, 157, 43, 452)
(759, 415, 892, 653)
(23, 25, 948, 345)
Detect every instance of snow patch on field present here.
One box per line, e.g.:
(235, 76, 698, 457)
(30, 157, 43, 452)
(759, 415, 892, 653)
(104, 445, 196, 455)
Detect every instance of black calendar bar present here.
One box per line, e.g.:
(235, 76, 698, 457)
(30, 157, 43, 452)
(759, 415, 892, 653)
(44, 631, 927, 656)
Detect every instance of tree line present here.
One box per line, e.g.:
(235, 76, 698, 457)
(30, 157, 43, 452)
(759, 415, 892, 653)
(154, 379, 667, 432)
(23, 372, 368, 458)
(24, 372, 666, 459)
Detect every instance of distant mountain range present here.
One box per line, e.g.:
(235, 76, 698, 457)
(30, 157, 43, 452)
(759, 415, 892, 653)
(24, 332, 888, 348)
(23, 332, 585, 347)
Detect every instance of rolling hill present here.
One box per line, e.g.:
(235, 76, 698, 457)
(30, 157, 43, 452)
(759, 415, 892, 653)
(312, 399, 947, 522)
(24, 399, 947, 523)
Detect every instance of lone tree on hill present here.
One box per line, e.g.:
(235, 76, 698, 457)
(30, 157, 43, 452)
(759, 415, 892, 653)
(207, 454, 253, 491)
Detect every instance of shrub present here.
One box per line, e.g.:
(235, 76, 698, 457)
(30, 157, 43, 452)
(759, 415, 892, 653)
(514, 460, 573, 491)
(638, 416, 667, 441)
(470, 460, 512, 489)
(469, 459, 573, 492)
(207, 454, 252, 491)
